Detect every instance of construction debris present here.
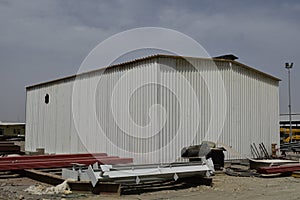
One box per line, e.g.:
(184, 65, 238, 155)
(181, 142, 226, 170)
(24, 180, 71, 195)
(225, 167, 261, 177)
(281, 142, 300, 153)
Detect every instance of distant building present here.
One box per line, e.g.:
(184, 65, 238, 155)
(280, 114, 300, 127)
(0, 122, 25, 140)
(280, 114, 300, 143)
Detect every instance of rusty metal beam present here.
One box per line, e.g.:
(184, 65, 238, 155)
(0, 153, 133, 171)
(258, 163, 300, 174)
(0, 153, 107, 161)
(0, 158, 133, 171)
(0, 155, 117, 164)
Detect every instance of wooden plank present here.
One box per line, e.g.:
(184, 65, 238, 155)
(0, 142, 15, 144)
(0, 145, 20, 151)
(21, 169, 64, 186)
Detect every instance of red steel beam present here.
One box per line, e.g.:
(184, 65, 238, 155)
(0, 153, 111, 161)
(258, 164, 300, 174)
(0, 156, 118, 164)
(0, 157, 133, 171)
(99, 157, 133, 164)
(0, 153, 107, 161)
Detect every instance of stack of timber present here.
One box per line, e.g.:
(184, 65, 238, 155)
(0, 141, 21, 155)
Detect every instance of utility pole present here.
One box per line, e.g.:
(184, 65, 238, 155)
(285, 62, 293, 143)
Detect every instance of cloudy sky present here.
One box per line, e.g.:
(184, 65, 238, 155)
(0, 0, 299, 122)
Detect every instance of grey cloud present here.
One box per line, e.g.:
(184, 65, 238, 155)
(0, 0, 299, 121)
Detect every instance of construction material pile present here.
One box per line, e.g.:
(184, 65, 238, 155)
(0, 153, 133, 171)
(0, 141, 21, 155)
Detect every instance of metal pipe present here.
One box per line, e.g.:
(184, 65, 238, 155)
(285, 62, 293, 143)
(253, 143, 260, 158)
(288, 69, 292, 143)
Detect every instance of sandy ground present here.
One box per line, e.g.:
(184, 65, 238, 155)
(1, 173, 300, 200)
(93, 174, 300, 200)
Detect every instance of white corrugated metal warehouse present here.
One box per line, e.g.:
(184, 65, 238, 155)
(25, 55, 280, 163)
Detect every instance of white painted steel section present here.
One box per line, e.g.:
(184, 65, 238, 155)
(96, 164, 210, 179)
(83, 163, 211, 186)
(25, 56, 280, 162)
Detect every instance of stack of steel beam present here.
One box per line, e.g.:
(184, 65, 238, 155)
(0, 153, 133, 171)
(85, 162, 212, 187)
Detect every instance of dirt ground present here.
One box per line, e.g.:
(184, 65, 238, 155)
(1, 173, 300, 200)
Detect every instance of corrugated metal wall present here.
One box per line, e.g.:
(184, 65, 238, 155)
(25, 56, 279, 163)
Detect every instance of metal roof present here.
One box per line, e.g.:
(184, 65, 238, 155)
(26, 54, 281, 90)
(0, 122, 25, 126)
(280, 114, 300, 122)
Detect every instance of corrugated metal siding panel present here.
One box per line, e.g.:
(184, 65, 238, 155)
(26, 58, 161, 163)
(218, 62, 279, 159)
(25, 90, 33, 152)
(159, 57, 227, 162)
(25, 57, 279, 163)
(91, 60, 160, 163)
(159, 58, 212, 162)
(25, 79, 85, 154)
(157, 58, 279, 160)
